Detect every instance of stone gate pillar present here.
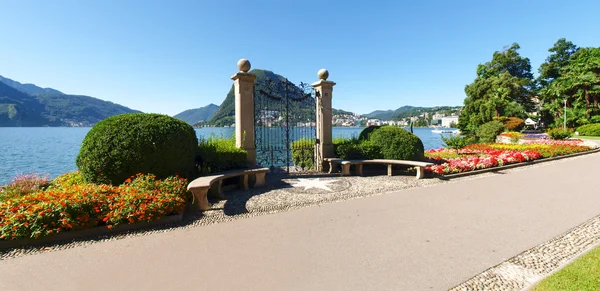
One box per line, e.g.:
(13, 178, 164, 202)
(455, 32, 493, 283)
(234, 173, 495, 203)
(231, 59, 257, 166)
(312, 69, 336, 172)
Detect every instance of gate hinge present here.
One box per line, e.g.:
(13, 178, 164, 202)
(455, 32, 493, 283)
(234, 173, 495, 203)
(315, 138, 320, 144)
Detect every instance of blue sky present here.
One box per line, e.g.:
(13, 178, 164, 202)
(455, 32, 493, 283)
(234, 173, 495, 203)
(2, 0, 600, 116)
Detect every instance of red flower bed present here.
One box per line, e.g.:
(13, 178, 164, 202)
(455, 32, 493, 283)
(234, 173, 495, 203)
(0, 173, 188, 240)
(425, 140, 592, 175)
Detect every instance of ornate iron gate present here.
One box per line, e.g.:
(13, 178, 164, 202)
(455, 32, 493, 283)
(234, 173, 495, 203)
(254, 78, 317, 173)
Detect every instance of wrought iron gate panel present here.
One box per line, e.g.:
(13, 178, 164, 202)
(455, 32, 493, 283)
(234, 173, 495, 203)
(254, 78, 317, 173)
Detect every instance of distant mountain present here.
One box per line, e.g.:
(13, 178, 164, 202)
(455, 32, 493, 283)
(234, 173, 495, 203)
(0, 75, 63, 96)
(364, 105, 462, 120)
(209, 69, 308, 126)
(173, 104, 219, 125)
(0, 75, 141, 126)
(0, 81, 53, 126)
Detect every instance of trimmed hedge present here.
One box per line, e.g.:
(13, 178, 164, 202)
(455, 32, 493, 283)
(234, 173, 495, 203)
(197, 137, 247, 174)
(576, 123, 600, 136)
(358, 125, 382, 140)
(369, 126, 425, 161)
(76, 113, 198, 185)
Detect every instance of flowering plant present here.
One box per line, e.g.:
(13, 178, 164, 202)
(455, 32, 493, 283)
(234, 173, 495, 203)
(0, 173, 188, 240)
(425, 141, 591, 175)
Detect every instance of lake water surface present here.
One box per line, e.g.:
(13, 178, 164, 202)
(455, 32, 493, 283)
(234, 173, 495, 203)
(0, 127, 450, 185)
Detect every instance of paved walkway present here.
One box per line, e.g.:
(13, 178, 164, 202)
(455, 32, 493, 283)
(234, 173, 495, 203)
(2, 152, 600, 291)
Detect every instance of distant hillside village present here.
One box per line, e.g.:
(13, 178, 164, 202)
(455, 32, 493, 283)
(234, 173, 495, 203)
(332, 108, 461, 128)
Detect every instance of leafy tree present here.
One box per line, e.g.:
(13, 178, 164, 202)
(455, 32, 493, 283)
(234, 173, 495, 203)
(543, 47, 600, 127)
(458, 43, 534, 134)
(537, 39, 579, 126)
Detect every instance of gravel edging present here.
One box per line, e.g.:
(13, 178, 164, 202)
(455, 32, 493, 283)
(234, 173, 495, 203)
(449, 214, 600, 291)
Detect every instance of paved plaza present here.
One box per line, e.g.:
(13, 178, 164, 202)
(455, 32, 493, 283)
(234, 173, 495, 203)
(1, 150, 600, 290)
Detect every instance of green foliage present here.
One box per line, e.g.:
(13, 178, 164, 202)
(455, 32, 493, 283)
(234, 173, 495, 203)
(459, 43, 534, 135)
(540, 44, 600, 128)
(476, 121, 505, 143)
(576, 124, 600, 136)
(358, 125, 383, 140)
(369, 127, 425, 161)
(441, 135, 472, 152)
(290, 138, 315, 170)
(334, 138, 382, 160)
(76, 113, 198, 185)
(532, 245, 600, 291)
(590, 116, 600, 124)
(547, 128, 572, 140)
(197, 137, 248, 174)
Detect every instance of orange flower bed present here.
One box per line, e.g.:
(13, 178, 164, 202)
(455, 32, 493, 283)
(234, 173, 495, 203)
(0, 173, 188, 240)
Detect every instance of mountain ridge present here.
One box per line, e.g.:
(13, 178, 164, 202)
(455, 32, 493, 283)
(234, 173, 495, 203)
(173, 104, 219, 125)
(0, 75, 141, 126)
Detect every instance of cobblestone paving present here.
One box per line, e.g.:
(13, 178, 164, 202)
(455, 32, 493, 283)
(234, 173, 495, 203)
(449, 213, 600, 291)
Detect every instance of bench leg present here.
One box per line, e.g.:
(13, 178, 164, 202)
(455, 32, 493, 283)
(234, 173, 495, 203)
(217, 180, 224, 198)
(239, 175, 249, 190)
(255, 172, 266, 187)
(190, 188, 211, 211)
(328, 161, 335, 174)
(357, 164, 364, 176)
(388, 164, 393, 176)
(341, 164, 351, 176)
(416, 167, 425, 179)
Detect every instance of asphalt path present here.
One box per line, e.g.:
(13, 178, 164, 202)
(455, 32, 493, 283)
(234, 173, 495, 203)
(2, 152, 600, 291)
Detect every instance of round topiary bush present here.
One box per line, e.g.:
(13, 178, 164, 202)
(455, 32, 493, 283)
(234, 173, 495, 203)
(369, 126, 425, 161)
(76, 113, 198, 185)
(358, 125, 383, 141)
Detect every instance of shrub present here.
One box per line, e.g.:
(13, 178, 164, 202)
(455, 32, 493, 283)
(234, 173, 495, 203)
(476, 121, 505, 143)
(441, 134, 470, 152)
(197, 137, 247, 174)
(77, 114, 198, 185)
(576, 123, 600, 136)
(369, 126, 425, 161)
(504, 117, 525, 131)
(358, 125, 383, 140)
(336, 142, 363, 160)
(358, 140, 383, 159)
(291, 138, 315, 170)
(589, 116, 600, 124)
(334, 138, 382, 160)
(547, 128, 572, 140)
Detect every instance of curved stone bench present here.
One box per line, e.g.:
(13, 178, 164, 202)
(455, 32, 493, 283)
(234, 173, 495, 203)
(187, 168, 270, 211)
(340, 159, 434, 179)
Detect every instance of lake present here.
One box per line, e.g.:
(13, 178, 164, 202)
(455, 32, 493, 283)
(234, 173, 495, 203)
(0, 127, 450, 185)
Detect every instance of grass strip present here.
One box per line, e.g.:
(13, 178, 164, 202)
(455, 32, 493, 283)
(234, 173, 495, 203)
(532, 245, 600, 291)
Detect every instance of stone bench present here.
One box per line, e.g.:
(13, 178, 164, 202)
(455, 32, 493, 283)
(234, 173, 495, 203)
(187, 168, 270, 211)
(340, 159, 434, 179)
(324, 157, 343, 174)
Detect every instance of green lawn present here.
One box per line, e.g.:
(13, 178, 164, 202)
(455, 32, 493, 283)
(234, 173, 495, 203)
(532, 246, 600, 291)
(576, 136, 600, 140)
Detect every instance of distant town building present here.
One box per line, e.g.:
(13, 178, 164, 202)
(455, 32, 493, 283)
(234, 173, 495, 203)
(441, 116, 459, 127)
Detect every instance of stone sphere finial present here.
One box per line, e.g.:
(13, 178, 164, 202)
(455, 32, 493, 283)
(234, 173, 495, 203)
(318, 68, 329, 80)
(237, 59, 251, 73)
